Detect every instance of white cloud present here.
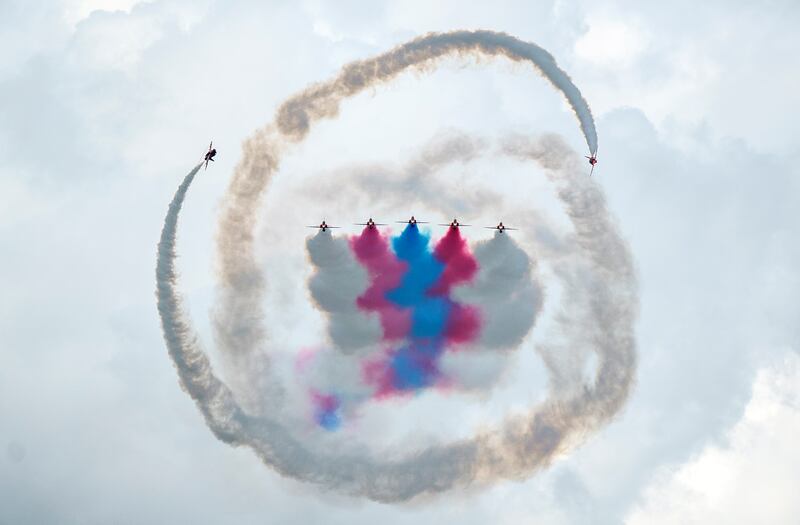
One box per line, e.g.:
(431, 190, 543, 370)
(574, 18, 648, 69)
(626, 352, 800, 525)
(62, 0, 142, 27)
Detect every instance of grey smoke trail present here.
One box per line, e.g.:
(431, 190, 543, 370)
(301, 131, 502, 217)
(156, 163, 245, 443)
(456, 232, 544, 351)
(155, 32, 635, 502)
(306, 231, 381, 353)
(276, 30, 598, 154)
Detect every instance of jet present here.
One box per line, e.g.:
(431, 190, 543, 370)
(484, 221, 518, 233)
(396, 216, 429, 227)
(307, 220, 340, 232)
(585, 153, 598, 176)
(439, 218, 471, 229)
(355, 218, 387, 229)
(204, 141, 217, 170)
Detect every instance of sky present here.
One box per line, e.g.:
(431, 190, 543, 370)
(1, 0, 799, 523)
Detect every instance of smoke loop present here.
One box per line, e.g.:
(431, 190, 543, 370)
(156, 30, 636, 502)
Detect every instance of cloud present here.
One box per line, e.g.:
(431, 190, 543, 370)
(574, 18, 649, 69)
(625, 352, 800, 524)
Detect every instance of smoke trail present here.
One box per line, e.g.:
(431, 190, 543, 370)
(351, 227, 410, 340)
(454, 232, 544, 351)
(276, 30, 598, 154)
(213, 128, 285, 416)
(155, 32, 636, 502)
(356, 224, 482, 398)
(306, 231, 381, 353)
(302, 132, 501, 216)
(155, 163, 245, 443)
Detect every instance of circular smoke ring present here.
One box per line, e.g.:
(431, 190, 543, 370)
(156, 30, 637, 502)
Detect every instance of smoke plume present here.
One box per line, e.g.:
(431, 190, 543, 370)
(155, 31, 636, 502)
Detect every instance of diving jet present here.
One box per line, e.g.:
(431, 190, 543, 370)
(585, 153, 598, 176)
(355, 218, 387, 229)
(439, 218, 471, 229)
(307, 220, 340, 232)
(484, 221, 518, 233)
(396, 216, 429, 227)
(204, 141, 217, 170)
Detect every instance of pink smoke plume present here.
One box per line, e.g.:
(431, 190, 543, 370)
(350, 227, 410, 339)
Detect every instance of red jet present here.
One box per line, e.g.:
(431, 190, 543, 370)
(585, 153, 598, 176)
(439, 218, 471, 229)
(307, 220, 340, 232)
(396, 216, 429, 227)
(355, 218, 388, 229)
(484, 221, 518, 233)
(204, 141, 217, 170)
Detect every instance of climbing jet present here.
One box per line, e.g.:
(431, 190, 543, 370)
(585, 153, 598, 176)
(355, 218, 387, 229)
(439, 218, 471, 229)
(484, 221, 518, 233)
(204, 141, 217, 170)
(307, 220, 340, 232)
(396, 216, 429, 227)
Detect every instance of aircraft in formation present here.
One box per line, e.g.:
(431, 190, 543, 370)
(309, 217, 518, 234)
(307, 220, 340, 232)
(484, 221, 518, 233)
(439, 218, 471, 229)
(396, 216, 429, 227)
(204, 141, 217, 170)
(354, 218, 388, 229)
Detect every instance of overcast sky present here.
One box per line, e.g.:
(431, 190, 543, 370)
(1, 1, 799, 523)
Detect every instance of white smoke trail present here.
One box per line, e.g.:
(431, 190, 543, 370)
(154, 31, 635, 502)
(276, 31, 598, 154)
(155, 163, 246, 444)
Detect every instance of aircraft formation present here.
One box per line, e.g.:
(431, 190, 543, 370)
(307, 217, 519, 233)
